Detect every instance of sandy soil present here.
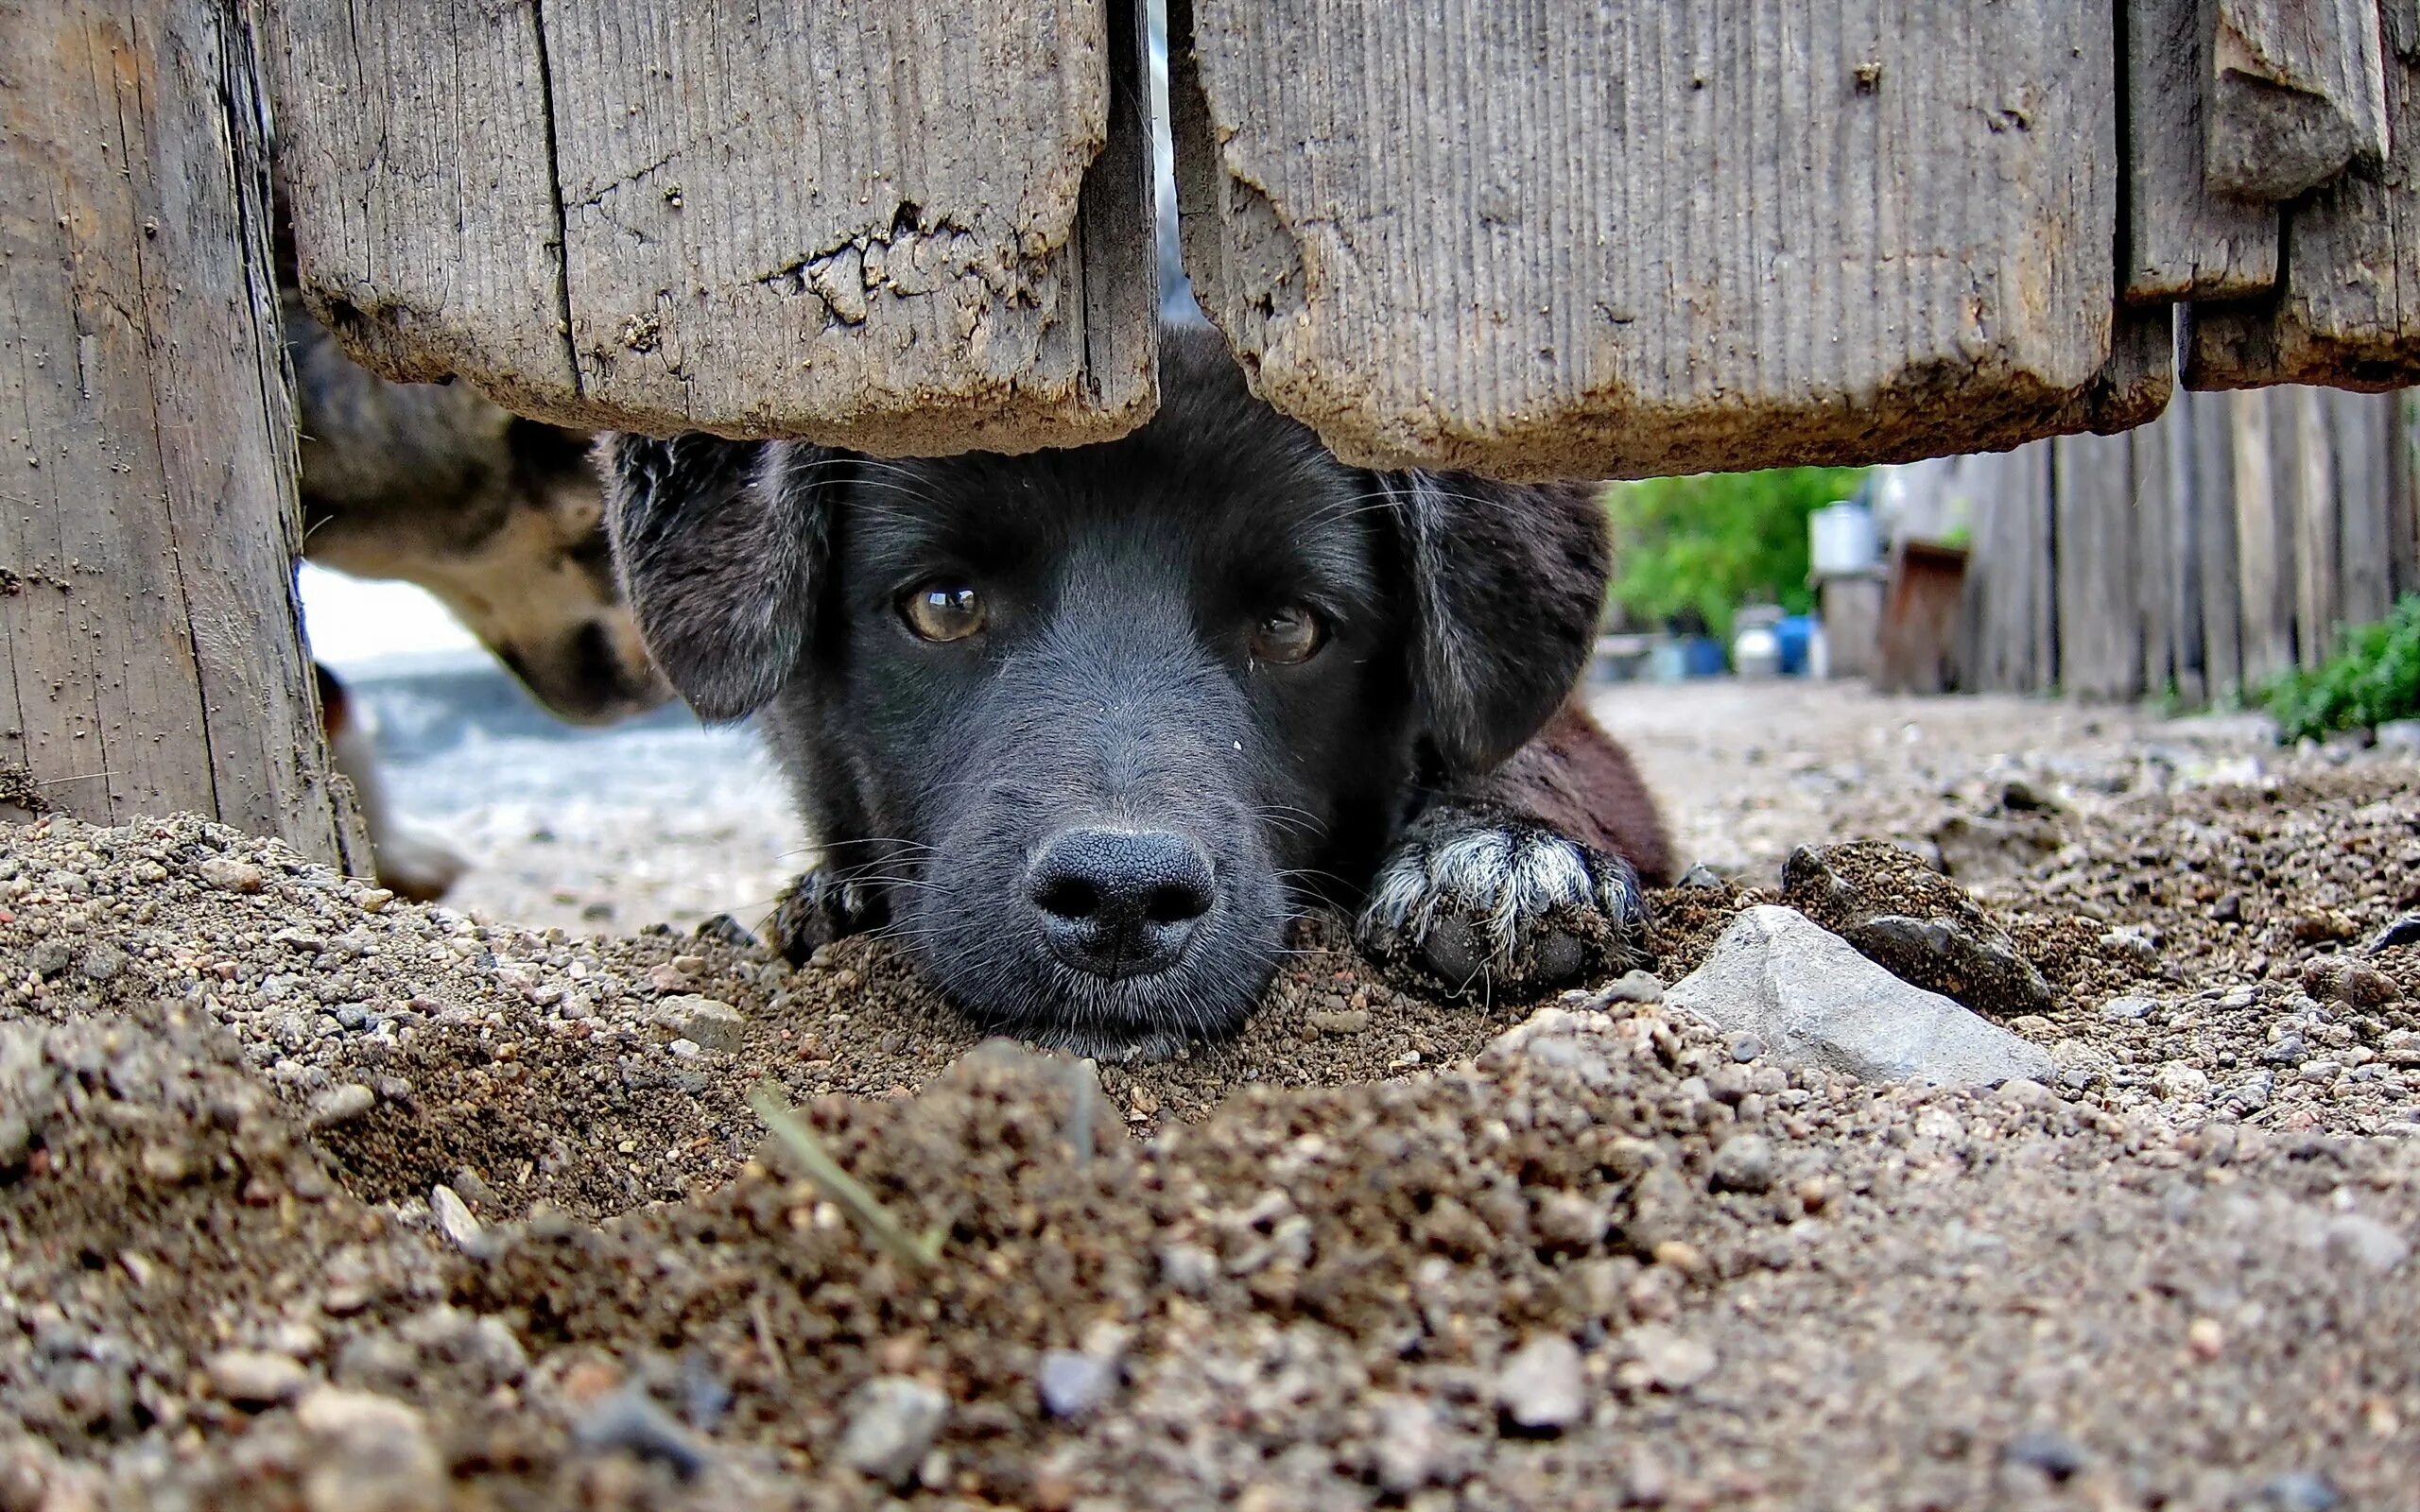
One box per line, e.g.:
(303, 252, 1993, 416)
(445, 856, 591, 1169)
(3, 679, 2416, 1510)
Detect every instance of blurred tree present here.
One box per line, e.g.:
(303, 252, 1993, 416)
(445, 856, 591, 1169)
(1602, 467, 1869, 641)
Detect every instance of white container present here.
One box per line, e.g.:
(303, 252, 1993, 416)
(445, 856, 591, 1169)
(1809, 502, 1878, 576)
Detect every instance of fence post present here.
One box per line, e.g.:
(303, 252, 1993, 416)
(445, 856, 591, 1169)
(0, 0, 359, 863)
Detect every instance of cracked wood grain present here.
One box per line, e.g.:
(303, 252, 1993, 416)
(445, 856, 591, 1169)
(265, 0, 1156, 450)
(1171, 0, 2125, 481)
(2187, 0, 2420, 387)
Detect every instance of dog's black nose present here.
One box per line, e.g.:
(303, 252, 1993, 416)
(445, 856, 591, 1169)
(1028, 828, 1215, 979)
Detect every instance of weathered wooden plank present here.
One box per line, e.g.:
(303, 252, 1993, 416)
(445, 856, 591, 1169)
(2284, 387, 2343, 666)
(2329, 389, 2397, 627)
(2393, 390, 2420, 598)
(2232, 389, 2300, 683)
(0, 0, 359, 861)
(2157, 393, 2209, 703)
(2055, 432, 2144, 699)
(2022, 441, 2062, 693)
(2187, 5, 2420, 387)
(2126, 0, 2281, 302)
(1959, 449, 2028, 691)
(2184, 389, 2246, 695)
(2206, 0, 2390, 200)
(1172, 0, 2123, 480)
(266, 0, 1157, 451)
(2133, 400, 2179, 696)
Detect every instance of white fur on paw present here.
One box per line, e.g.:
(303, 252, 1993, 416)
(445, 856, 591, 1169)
(1358, 820, 1638, 978)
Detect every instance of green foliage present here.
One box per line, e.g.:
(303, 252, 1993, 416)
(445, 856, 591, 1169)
(1601, 467, 1869, 642)
(2262, 595, 2420, 742)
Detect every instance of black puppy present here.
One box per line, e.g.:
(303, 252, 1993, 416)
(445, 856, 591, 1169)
(603, 324, 1671, 1058)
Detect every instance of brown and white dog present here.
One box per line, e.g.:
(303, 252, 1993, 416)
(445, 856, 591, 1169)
(289, 303, 672, 898)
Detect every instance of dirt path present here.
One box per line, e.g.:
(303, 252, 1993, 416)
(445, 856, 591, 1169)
(3, 681, 2414, 1509)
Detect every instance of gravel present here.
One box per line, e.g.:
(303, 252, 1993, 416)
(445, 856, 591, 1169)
(3, 680, 2418, 1506)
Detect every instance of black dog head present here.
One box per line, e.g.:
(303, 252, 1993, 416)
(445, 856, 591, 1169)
(604, 325, 1609, 1057)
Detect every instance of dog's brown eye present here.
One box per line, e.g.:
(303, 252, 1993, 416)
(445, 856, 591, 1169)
(1251, 605, 1325, 664)
(901, 582, 986, 642)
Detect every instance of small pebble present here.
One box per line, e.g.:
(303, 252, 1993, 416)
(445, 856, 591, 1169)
(207, 1349, 309, 1406)
(1728, 1032, 1765, 1062)
(1494, 1335, 1586, 1432)
(430, 1185, 487, 1254)
(572, 1386, 711, 1479)
(2255, 1471, 2343, 1512)
(1036, 1350, 1115, 1418)
(1627, 1325, 1718, 1390)
(2097, 995, 2156, 1022)
(306, 1083, 377, 1129)
(1372, 1394, 1443, 1494)
(840, 1376, 948, 1486)
(1709, 1133, 1777, 1193)
(2002, 1427, 2087, 1482)
(197, 856, 265, 893)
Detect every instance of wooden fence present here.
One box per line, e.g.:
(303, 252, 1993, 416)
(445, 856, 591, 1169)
(1959, 386, 2420, 702)
(11, 0, 2420, 853)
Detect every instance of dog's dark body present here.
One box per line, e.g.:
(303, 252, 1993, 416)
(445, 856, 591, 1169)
(605, 323, 1670, 1058)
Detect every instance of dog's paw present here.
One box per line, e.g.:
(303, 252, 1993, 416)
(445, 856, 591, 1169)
(1357, 805, 1652, 996)
(767, 867, 888, 966)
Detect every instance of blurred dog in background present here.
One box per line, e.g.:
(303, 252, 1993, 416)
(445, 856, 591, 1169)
(288, 302, 671, 898)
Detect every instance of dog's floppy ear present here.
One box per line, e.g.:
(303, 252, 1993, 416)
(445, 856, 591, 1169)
(1391, 472, 1612, 776)
(600, 434, 838, 721)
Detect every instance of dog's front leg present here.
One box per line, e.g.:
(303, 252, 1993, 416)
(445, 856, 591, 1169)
(767, 866, 890, 966)
(1356, 799, 1651, 996)
(1356, 703, 1666, 997)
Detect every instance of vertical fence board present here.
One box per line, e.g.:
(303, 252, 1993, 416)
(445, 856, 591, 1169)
(2184, 390, 2247, 696)
(2133, 418, 2174, 695)
(2330, 390, 2396, 627)
(2056, 432, 2144, 698)
(0, 0, 356, 860)
(2233, 390, 2300, 683)
(2287, 388, 2344, 665)
(2394, 391, 2420, 598)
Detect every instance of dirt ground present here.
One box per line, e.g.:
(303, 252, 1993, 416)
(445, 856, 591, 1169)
(3, 679, 2416, 1510)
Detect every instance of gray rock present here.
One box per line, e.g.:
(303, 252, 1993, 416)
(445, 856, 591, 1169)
(77, 944, 126, 982)
(2315, 1213, 2410, 1274)
(197, 855, 264, 893)
(2254, 1470, 2343, 1511)
(1037, 1350, 1115, 1418)
(1627, 1325, 1718, 1390)
(1372, 1394, 1444, 1494)
(1494, 1334, 1585, 1433)
(307, 1083, 377, 1129)
(1590, 971, 1665, 1005)
(2002, 1427, 2086, 1482)
(1665, 907, 2056, 1087)
(572, 1386, 711, 1478)
(654, 994, 745, 1052)
(1728, 1032, 1766, 1062)
(1709, 1133, 1777, 1193)
(430, 1185, 490, 1257)
(840, 1376, 948, 1486)
(1676, 863, 1728, 890)
(2260, 1035, 2308, 1066)
(2097, 996, 2156, 1022)
(207, 1349, 309, 1406)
